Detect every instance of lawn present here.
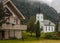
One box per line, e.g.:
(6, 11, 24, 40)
(0, 40, 60, 43)
(0, 31, 60, 43)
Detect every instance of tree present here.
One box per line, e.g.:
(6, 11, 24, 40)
(56, 14, 60, 32)
(13, 1, 58, 24)
(27, 16, 35, 36)
(35, 21, 41, 39)
(0, 2, 4, 26)
(0, 2, 7, 27)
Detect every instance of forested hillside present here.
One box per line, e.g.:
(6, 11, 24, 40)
(12, 0, 58, 24)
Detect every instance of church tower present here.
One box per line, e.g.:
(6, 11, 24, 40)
(36, 5, 44, 28)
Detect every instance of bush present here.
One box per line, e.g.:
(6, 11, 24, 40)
(45, 32, 60, 40)
(40, 32, 45, 39)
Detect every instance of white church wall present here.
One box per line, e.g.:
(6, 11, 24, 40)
(36, 13, 44, 28)
(36, 13, 55, 33)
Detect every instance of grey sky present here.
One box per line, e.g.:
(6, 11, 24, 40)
(28, 0, 53, 5)
(28, 0, 60, 13)
(0, 0, 60, 13)
(51, 0, 60, 13)
(0, 0, 2, 2)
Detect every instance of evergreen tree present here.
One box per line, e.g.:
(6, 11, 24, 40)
(56, 14, 60, 32)
(12, 0, 58, 24)
(27, 16, 35, 36)
(0, 2, 7, 27)
(35, 21, 41, 39)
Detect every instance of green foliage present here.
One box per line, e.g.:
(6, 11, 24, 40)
(45, 32, 60, 40)
(27, 16, 35, 36)
(0, 2, 8, 27)
(12, 0, 58, 24)
(40, 32, 45, 39)
(20, 19, 25, 25)
(55, 14, 60, 32)
(57, 14, 60, 22)
(0, 2, 5, 26)
(35, 21, 41, 39)
(55, 21, 58, 32)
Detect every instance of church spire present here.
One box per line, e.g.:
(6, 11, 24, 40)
(38, 5, 40, 13)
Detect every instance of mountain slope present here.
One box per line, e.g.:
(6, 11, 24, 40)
(12, 0, 58, 24)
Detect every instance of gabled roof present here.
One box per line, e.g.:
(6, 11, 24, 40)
(3, 0, 25, 19)
(43, 20, 55, 26)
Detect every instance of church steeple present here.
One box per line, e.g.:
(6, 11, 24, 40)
(38, 5, 40, 13)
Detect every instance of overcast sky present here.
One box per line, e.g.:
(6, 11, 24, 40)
(52, 0, 60, 13)
(1, 0, 60, 13)
(28, 0, 60, 13)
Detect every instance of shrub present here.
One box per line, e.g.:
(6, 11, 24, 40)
(45, 32, 60, 40)
(40, 32, 45, 39)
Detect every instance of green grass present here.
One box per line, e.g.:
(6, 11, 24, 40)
(22, 31, 37, 41)
(0, 39, 60, 43)
(0, 31, 60, 43)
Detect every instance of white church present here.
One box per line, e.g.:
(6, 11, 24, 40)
(36, 13, 55, 33)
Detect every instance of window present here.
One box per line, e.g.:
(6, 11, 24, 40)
(49, 26, 50, 31)
(46, 26, 47, 31)
(38, 16, 39, 19)
(41, 16, 43, 19)
(6, 17, 10, 22)
(14, 18, 18, 24)
(14, 19, 16, 24)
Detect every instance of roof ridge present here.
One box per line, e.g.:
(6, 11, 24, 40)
(3, 0, 25, 19)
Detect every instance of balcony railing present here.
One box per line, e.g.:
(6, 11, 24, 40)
(2, 24, 27, 30)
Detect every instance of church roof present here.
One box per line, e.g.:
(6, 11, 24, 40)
(43, 20, 55, 26)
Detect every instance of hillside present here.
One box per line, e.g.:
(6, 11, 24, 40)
(12, 0, 58, 24)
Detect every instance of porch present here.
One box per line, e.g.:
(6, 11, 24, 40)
(1, 24, 27, 39)
(2, 24, 27, 30)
